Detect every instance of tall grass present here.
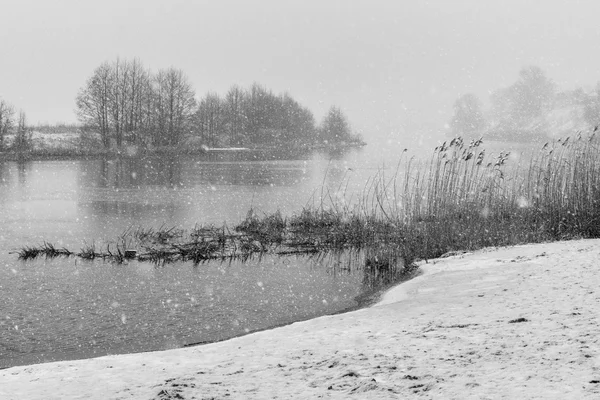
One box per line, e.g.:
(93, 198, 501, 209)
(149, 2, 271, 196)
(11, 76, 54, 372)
(349, 132, 600, 262)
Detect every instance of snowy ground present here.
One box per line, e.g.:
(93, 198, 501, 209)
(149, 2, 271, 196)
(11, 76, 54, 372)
(4, 131, 81, 150)
(1, 239, 599, 399)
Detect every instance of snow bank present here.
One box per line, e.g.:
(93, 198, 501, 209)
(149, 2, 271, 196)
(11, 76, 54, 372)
(1, 239, 599, 399)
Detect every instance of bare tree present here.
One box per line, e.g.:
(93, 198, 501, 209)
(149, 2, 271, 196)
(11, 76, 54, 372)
(110, 57, 124, 147)
(125, 58, 152, 145)
(277, 93, 317, 144)
(0, 99, 15, 150)
(76, 58, 155, 150)
(295, 106, 317, 143)
(204, 83, 318, 147)
(153, 68, 196, 147)
(243, 83, 270, 142)
(196, 92, 224, 147)
(76, 62, 112, 149)
(110, 58, 155, 147)
(223, 85, 245, 146)
(319, 106, 353, 143)
(14, 110, 32, 152)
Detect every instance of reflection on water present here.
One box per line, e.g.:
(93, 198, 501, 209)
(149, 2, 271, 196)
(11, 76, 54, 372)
(72, 153, 326, 236)
(88, 153, 315, 189)
(95, 157, 184, 188)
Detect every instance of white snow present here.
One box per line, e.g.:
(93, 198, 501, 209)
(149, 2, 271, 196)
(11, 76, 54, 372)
(4, 131, 81, 150)
(2, 239, 600, 399)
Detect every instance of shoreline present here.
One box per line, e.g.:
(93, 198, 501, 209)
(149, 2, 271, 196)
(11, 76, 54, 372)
(0, 141, 366, 162)
(2, 238, 599, 399)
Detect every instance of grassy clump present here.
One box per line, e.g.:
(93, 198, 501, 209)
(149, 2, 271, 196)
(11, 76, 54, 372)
(15, 242, 72, 260)
(78, 243, 100, 260)
(235, 209, 286, 249)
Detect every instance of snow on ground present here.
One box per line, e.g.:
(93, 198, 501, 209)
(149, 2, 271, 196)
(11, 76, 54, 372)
(30, 131, 80, 150)
(4, 131, 81, 150)
(2, 239, 600, 399)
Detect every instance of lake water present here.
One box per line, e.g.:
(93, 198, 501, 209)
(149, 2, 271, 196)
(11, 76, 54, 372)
(1, 138, 431, 369)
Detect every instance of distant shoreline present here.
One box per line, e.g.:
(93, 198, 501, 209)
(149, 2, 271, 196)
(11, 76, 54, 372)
(0, 141, 366, 162)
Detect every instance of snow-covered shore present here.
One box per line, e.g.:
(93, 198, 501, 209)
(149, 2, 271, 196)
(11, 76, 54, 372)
(2, 239, 599, 399)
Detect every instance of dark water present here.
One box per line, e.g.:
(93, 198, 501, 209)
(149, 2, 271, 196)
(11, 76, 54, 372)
(0, 144, 416, 369)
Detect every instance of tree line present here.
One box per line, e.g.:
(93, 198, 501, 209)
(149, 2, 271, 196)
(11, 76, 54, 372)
(75, 57, 361, 150)
(0, 99, 32, 152)
(0, 57, 361, 154)
(449, 66, 600, 142)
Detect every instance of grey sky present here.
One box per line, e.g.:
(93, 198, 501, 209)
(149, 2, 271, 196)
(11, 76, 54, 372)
(2, 0, 599, 141)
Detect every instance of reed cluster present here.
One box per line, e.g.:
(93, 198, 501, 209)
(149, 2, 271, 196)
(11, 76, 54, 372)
(16, 242, 72, 260)
(351, 131, 600, 262)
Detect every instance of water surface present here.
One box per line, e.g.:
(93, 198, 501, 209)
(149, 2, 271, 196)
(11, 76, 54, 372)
(0, 144, 405, 368)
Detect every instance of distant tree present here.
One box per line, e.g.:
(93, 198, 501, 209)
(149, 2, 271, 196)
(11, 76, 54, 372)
(195, 92, 224, 147)
(583, 82, 600, 128)
(319, 106, 353, 143)
(116, 58, 152, 146)
(151, 67, 196, 147)
(110, 58, 156, 147)
(206, 84, 317, 147)
(488, 66, 555, 140)
(274, 93, 314, 144)
(0, 99, 15, 150)
(223, 85, 246, 146)
(294, 106, 318, 143)
(449, 93, 486, 138)
(511, 66, 555, 124)
(13, 110, 32, 152)
(109, 57, 128, 147)
(75, 61, 114, 149)
(242, 83, 273, 143)
(162, 68, 196, 146)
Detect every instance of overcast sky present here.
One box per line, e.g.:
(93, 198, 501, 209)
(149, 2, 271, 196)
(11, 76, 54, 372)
(2, 0, 600, 141)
